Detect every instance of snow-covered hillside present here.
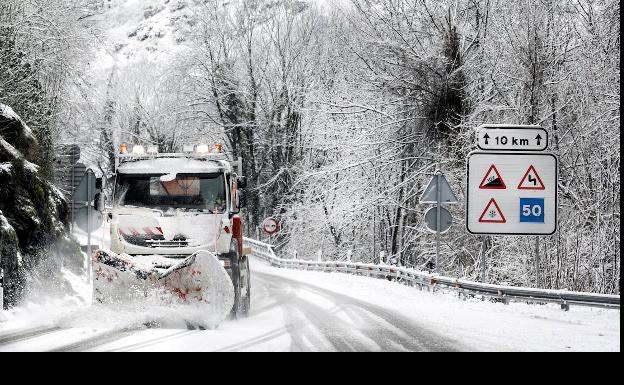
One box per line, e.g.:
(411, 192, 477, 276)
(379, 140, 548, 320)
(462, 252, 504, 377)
(92, 0, 193, 71)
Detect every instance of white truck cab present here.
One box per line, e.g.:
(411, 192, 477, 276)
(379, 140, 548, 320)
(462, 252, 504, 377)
(94, 143, 250, 319)
(112, 153, 240, 257)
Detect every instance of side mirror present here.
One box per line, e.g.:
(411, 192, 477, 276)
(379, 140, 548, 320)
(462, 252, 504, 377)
(94, 193, 106, 213)
(237, 176, 247, 189)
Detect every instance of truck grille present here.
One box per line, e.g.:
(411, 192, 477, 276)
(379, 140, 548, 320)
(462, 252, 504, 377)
(144, 239, 189, 248)
(121, 233, 189, 248)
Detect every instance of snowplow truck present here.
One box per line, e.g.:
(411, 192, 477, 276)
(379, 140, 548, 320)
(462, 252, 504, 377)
(92, 144, 250, 323)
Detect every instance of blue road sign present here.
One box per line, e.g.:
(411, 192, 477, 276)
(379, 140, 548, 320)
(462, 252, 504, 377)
(520, 198, 545, 223)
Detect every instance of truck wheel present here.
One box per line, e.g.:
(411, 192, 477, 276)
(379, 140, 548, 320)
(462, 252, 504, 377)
(228, 239, 244, 320)
(230, 282, 242, 320)
(241, 257, 251, 317)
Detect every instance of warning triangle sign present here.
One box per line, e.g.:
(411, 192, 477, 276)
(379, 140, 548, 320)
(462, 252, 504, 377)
(478, 198, 507, 223)
(518, 165, 545, 190)
(479, 165, 506, 189)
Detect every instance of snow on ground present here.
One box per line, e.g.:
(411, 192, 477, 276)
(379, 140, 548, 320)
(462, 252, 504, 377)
(1, 220, 620, 351)
(0, 255, 618, 351)
(251, 260, 620, 352)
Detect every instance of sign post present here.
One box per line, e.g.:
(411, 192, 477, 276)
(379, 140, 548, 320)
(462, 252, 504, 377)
(420, 170, 459, 273)
(87, 171, 91, 261)
(72, 169, 104, 283)
(436, 172, 441, 273)
(467, 124, 558, 285)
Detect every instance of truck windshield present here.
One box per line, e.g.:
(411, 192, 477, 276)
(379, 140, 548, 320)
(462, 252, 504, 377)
(115, 173, 227, 213)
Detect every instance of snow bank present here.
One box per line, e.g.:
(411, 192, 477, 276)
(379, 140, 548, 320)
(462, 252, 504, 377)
(0, 137, 21, 159)
(0, 162, 12, 175)
(0, 104, 36, 142)
(0, 137, 39, 172)
(0, 211, 15, 234)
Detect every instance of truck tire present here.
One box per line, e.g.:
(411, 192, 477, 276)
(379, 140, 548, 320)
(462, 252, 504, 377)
(223, 239, 252, 319)
(241, 256, 251, 317)
(227, 238, 249, 319)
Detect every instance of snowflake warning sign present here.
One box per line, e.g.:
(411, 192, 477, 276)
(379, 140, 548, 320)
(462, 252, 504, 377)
(478, 198, 506, 223)
(517, 165, 545, 190)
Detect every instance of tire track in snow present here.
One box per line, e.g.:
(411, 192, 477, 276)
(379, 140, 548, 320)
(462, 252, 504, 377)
(48, 327, 143, 352)
(102, 330, 198, 352)
(253, 270, 465, 352)
(0, 326, 63, 346)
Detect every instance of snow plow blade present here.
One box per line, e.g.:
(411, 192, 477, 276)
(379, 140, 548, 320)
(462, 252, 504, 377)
(92, 250, 235, 325)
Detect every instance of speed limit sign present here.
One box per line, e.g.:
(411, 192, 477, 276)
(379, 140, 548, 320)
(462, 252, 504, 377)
(262, 217, 280, 235)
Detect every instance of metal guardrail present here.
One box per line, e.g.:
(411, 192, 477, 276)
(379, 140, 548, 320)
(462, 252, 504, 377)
(0, 268, 4, 311)
(244, 238, 620, 311)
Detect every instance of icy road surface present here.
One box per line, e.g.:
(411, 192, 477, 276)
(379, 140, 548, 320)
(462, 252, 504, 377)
(0, 258, 619, 352)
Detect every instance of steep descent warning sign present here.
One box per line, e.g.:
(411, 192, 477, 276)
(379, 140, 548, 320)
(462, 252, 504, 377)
(479, 165, 506, 189)
(518, 165, 545, 190)
(478, 198, 507, 223)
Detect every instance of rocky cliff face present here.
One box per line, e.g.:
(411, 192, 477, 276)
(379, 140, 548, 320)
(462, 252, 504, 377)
(0, 104, 82, 309)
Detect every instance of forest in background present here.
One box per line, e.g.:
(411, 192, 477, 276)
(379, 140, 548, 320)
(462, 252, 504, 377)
(0, 0, 619, 294)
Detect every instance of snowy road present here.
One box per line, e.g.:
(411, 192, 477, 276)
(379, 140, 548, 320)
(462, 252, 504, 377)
(0, 257, 619, 351)
(226, 270, 462, 351)
(0, 259, 461, 351)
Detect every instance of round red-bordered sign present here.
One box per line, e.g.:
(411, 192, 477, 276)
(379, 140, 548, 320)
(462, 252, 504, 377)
(262, 217, 280, 235)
